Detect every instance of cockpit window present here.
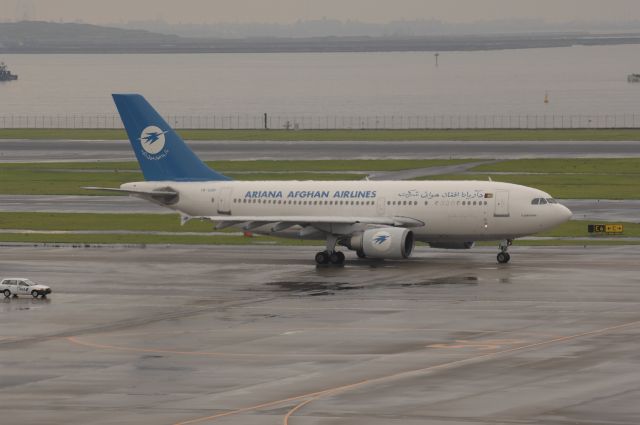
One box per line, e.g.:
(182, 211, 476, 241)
(532, 197, 555, 205)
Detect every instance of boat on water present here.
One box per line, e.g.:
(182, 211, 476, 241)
(0, 62, 18, 81)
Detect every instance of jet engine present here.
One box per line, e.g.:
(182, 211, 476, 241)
(348, 227, 414, 259)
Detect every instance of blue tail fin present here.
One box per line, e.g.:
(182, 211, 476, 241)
(112, 94, 230, 182)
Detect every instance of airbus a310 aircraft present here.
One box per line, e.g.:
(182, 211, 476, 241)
(87, 94, 572, 265)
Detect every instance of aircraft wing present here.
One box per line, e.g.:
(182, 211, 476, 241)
(190, 215, 424, 230)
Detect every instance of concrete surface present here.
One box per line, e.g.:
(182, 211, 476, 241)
(1, 245, 639, 425)
(2, 139, 640, 162)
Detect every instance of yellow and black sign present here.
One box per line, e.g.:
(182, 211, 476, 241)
(588, 224, 624, 234)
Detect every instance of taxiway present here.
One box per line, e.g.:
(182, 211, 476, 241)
(1, 245, 639, 425)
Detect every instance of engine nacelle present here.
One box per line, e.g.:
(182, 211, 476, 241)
(429, 242, 475, 250)
(349, 227, 415, 259)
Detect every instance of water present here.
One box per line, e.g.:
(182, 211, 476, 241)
(1, 45, 640, 117)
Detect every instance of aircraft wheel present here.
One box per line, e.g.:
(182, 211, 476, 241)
(315, 251, 330, 265)
(497, 252, 510, 264)
(329, 251, 345, 265)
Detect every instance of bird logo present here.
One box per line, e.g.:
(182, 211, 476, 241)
(372, 231, 392, 251)
(374, 234, 389, 245)
(139, 125, 169, 155)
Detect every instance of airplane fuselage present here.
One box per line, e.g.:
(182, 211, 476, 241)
(122, 179, 572, 243)
(104, 94, 572, 265)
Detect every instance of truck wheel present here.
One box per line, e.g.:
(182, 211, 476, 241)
(31, 290, 39, 298)
(3, 289, 10, 298)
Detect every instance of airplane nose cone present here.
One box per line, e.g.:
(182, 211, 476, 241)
(558, 204, 573, 222)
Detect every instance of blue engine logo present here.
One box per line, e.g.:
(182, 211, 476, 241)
(371, 231, 392, 251)
(373, 234, 389, 245)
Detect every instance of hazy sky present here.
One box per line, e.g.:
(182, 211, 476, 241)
(3, 0, 640, 24)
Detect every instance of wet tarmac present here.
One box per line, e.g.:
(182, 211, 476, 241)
(1, 245, 639, 425)
(2, 139, 640, 162)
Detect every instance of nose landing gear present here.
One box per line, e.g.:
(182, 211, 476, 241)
(497, 239, 512, 264)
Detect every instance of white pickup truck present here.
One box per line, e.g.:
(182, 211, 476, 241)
(1, 278, 52, 298)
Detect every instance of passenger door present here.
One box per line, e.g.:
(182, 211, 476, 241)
(217, 187, 233, 215)
(17, 280, 30, 296)
(494, 190, 510, 217)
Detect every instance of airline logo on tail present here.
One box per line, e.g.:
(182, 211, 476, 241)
(139, 125, 169, 159)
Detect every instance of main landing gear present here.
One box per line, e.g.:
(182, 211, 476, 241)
(315, 234, 346, 265)
(315, 250, 345, 265)
(497, 239, 512, 264)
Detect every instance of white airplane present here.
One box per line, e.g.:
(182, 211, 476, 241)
(87, 94, 572, 265)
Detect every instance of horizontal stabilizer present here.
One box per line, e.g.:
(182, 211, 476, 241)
(83, 186, 178, 196)
(83, 186, 179, 205)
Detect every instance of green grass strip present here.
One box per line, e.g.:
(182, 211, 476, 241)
(2, 128, 640, 141)
(472, 158, 640, 174)
(0, 233, 321, 246)
(0, 212, 632, 238)
(1, 212, 637, 246)
(0, 159, 473, 173)
(0, 212, 210, 232)
(478, 240, 640, 247)
(536, 220, 640, 237)
(0, 169, 367, 195)
(0, 159, 475, 195)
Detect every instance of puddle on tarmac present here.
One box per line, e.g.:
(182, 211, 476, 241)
(265, 281, 365, 295)
(399, 276, 479, 287)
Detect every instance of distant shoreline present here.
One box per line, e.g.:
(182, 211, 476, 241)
(4, 38, 640, 54)
(3, 21, 640, 54)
